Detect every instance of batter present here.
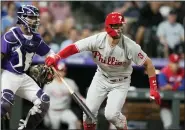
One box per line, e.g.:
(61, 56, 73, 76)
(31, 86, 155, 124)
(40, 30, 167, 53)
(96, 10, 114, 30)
(45, 12, 161, 130)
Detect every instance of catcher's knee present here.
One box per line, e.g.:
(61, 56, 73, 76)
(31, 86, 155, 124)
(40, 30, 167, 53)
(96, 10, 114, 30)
(1, 89, 14, 118)
(34, 89, 50, 114)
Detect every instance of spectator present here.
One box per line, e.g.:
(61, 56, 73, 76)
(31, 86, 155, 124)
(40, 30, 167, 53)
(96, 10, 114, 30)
(43, 63, 84, 130)
(158, 53, 184, 129)
(60, 27, 79, 49)
(40, 11, 54, 37)
(135, 2, 163, 57)
(157, 9, 184, 58)
(52, 20, 67, 45)
(62, 16, 76, 36)
(1, 2, 16, 33)
(48, 1, 72, 21)
(172, 2, 185, 24)
(42, 31, 59, 53)
(80, 24, 93, 39)
(1, 2, 9, 17)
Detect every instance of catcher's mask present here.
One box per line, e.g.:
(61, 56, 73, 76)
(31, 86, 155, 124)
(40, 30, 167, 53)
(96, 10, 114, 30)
(17, 5, 40, 33)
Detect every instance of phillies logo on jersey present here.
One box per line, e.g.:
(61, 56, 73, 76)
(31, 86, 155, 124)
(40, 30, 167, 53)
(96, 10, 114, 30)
(92, 51, 127, 66)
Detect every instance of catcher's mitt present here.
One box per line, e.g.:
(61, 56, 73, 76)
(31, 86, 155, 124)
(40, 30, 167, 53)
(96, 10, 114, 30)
(28, 64, 54, 85)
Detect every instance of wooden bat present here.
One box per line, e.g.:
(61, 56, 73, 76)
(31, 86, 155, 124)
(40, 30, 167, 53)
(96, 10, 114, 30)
(52, 67, 97, 123)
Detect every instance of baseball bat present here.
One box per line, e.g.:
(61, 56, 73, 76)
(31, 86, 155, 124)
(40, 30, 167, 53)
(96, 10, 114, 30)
(52, 67, 97, 123)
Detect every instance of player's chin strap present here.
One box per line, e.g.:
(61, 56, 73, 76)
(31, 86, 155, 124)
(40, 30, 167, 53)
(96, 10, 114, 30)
(18, 89, 50, 130)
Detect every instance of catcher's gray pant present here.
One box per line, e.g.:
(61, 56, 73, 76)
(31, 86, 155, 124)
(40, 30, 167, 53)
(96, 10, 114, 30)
(83, 72, 129, 129)
(1, 70, 42, 102)
(1, 70, 50, 129)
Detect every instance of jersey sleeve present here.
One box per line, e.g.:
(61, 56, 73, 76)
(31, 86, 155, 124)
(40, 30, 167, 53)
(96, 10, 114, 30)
(36, 40, 51, 56)
(157, 73, 168, 87)
(128, 40, 147, 66)
(1, 31, 17, 55)
(74, 34, 98, 52)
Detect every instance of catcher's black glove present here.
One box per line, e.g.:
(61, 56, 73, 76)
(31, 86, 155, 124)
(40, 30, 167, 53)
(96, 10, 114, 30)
(28, 64, 54, 85)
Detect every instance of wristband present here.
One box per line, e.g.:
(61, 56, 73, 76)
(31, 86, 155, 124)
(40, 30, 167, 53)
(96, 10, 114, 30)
(149, 76, 157, 90)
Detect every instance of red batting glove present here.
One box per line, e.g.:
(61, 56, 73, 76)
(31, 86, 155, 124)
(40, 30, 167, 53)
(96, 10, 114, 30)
(45, 54, 61, 67)
(149, 76, 161, 105)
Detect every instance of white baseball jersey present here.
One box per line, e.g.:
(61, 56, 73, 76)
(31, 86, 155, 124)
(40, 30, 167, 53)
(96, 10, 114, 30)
(75, 32, 147, 78)
(43, 78, 79, 109)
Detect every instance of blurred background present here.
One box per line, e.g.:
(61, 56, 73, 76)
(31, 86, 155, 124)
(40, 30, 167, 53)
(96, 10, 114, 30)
(1, 1, 185, 130)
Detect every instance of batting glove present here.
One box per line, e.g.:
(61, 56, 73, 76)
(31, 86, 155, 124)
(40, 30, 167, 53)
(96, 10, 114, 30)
(45, 54, 61, 67)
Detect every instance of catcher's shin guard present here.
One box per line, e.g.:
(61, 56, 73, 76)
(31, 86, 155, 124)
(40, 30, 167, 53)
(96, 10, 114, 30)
(1, 89, 14, 119)
(23, 89, 50, 129)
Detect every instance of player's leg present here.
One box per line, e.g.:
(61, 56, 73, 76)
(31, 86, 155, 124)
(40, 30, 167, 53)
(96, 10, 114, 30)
(83, 77, 108, 130)
(46, 110, 61, 129)
(15, 73, 50, 129)
(160, 107, 172, 129)
(104, 84, 129, 130)
(1, 70, 23, 119)
(60, 109, 79, 129)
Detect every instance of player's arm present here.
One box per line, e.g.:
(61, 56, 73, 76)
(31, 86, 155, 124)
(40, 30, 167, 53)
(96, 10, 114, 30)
(129, 40, 161, 105)
(45, 34, 97, 67)
(45, 44, 79, 67)
(143, 57, 159, 90)
(142, 57, 161, 105)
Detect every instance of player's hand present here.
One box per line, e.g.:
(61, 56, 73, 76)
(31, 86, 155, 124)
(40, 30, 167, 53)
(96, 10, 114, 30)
(150, 89, 161, 105)
(45, 54, 61, 67)
(18, 119, 26, 130)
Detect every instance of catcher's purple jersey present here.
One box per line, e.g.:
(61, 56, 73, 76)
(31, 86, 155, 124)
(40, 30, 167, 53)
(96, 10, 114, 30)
(1, 27, 50, 74)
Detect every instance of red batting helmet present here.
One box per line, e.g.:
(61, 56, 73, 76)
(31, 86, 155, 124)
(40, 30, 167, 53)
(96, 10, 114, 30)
(169, 54, 180, 63)
(105, 12, 126, 37)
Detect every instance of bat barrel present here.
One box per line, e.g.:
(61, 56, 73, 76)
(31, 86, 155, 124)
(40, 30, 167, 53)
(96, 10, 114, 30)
(72, 93, 97, 123)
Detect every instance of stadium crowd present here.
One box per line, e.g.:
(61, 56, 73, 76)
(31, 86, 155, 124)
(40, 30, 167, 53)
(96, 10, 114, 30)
(1, 1, 185, 58)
